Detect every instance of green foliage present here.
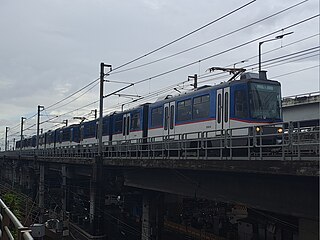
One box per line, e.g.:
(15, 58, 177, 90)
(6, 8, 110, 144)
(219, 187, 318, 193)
(3, 193, 22, 220)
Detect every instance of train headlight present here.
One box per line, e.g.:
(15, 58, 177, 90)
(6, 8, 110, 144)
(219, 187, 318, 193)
(256, 127, 261, 132)
(277, 128, 283, 133)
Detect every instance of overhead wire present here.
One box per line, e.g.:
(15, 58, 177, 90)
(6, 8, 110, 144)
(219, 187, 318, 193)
(4, 12, 318, 139)
(45, 78, 100, 110)
(104, 44, 319, 113)
(100, 14, 319, 104)
(10, 0, 255, 126)
(110, 0, 309, 75)
(271, 65, 319, 78)
(3, 2, 314, 134)
(48, 81, 99, 112)
(198, 48, 320, 84)
(110, 0, 257, 73)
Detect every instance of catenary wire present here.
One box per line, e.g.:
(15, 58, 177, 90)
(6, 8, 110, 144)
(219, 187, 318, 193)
(100, 15, 319, 102)
(110, 0, 256, 73)
(110, 0, 309, 75)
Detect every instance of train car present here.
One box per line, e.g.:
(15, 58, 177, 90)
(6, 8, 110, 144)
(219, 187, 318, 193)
(80, 119, 98, 148)
(46, 130, 56, 149)
(23, 136, 36, 150)
(39, 133, 46, 149)
(111, 104, 149, 144)
(148, 72, 282, 141)
(57, 124, 80, 150)
(79, 116, 111, 146)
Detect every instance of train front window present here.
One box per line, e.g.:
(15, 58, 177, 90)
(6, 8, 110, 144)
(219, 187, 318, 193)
(249, 83, 281, 120)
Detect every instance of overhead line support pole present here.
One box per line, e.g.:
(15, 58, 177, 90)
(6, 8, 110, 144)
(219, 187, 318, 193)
(5, 127, 9, 151)
(98, 62, 112, 156)
(36, 105, 44, 152)
(20, 117, 26, 153)
(258, 32, 293, 72)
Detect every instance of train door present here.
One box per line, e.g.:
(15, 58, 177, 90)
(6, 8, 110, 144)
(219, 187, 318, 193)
(163, 101, 175, 137)
(122, 113, 130, 141)
(216, 87, 230, 133)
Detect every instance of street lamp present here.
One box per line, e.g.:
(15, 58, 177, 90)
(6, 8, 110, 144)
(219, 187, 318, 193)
(259, 32, 293, 72)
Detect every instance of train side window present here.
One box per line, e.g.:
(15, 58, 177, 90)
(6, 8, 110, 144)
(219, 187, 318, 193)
(126, 116, 130, 135)
(177, 99, 192, 122)
(224, 92, 229, 122)
(70, 129, 73, 142)
(114, 117, 122, 134)
(95, 122, 98, 139)
(234, 90, 248, 118)
(131, 112, 140, 131)
(122, 117, 126, 136)
(88, 124, 95, 138)
(102, 119, 109, 135)
(151, 107, 163, 128)
(164, 107, 168, 130)
(193, 94, 210, 119)
(170, 105, 174, 129)
(80, 127, 84, 141)
(152, 107, 163, 128)
(217, 94, 221, 124)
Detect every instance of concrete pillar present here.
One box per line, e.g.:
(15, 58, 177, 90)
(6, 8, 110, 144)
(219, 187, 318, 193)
(89, 157, 104, 236)
(39, 164, 45, 223)
(141, 192, 163, 240)
(299, 218, 319, 240)
(89, 179, 95, 223)
(62, 165, 67, 220)
(11, 160, 15, 188)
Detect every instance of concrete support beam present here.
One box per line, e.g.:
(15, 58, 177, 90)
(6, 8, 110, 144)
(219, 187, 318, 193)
(125, 169, 319, 219)
(299, 218, 319, 240)
(141, 192, 163, 240)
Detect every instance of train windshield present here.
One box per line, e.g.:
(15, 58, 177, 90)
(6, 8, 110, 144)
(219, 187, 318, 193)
(249, 82, 281, 120)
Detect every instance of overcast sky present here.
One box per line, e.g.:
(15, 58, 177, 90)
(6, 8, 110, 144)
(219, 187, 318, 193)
(0, 0, 319, 149)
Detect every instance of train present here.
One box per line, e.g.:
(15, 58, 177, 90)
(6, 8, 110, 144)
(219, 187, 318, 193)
(16, 72, 283, 155)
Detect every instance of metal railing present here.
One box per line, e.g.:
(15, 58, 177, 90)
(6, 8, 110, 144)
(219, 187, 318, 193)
(3, 120, 320, 161)
(0, 199, 33, 240)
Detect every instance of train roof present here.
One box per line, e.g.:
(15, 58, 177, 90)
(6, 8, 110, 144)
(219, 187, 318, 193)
(149, 74, 280, 107)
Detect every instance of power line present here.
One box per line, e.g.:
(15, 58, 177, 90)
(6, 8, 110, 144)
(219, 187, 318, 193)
(110, 0, 256, 73)
(48, 81, 99, 112)
(271, 65, 319, 78)
(7, 0, 254, 131)
(110, 0, 309, 75)
(101, 14, 319, 102)
(45, 78, 99, 110)
(197, 49, 319, 84)
(259, 53, 319, 70)
(243, 33, 319, 62)
(5, 15, 318, 132)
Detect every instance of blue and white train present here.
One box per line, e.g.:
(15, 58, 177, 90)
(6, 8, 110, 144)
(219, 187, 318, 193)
(16, 72, 282, 153)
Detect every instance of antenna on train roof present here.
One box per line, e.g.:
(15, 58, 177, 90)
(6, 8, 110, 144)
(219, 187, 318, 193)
(207, 67, 246, 82)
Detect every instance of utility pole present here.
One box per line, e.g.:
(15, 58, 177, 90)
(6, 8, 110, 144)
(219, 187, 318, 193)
(98, 62, 112, 156)
(5, 127, 9, 151)
(89, 62, 111, 236)
(36, 105, 44, 150)
(20, 117, 26, 152)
